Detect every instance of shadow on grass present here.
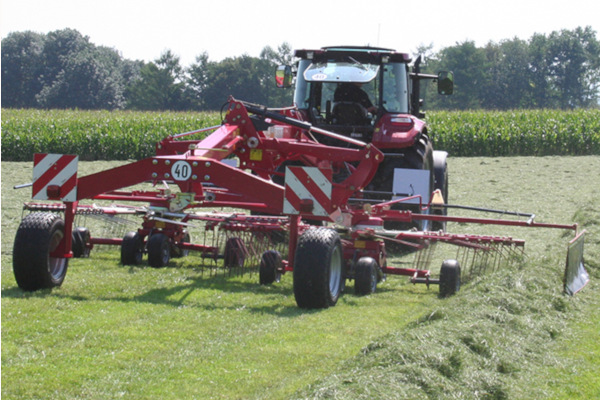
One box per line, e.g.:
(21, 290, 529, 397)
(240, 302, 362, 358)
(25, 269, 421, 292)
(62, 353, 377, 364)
(2, 273, 336, 318)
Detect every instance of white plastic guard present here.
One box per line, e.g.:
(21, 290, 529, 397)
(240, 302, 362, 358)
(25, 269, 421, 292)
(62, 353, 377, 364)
(32, 153, 78, 201)
(392, 168, 431, 204)
(283, 166, 332, 216)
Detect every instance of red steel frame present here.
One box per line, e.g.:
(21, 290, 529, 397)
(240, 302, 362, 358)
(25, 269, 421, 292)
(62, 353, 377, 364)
(33, 98, 580, 280)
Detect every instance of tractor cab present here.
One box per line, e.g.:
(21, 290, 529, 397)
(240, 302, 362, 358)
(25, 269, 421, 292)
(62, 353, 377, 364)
(277, 46, 453, 145)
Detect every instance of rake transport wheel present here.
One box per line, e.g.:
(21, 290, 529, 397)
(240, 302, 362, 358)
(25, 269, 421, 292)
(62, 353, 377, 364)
(13, 212, 69, 291)
(224, 237, 247, 269)
(121, 231, 144, 265)
(439, 259, 461, 298)
(71, 227, 91, 258)
(147, 233, 171, 268)
(293, 228, 344, 309)
(259, 250, 283, 285)
(354, 257, 378, 296)
(171, 230, 191, 258)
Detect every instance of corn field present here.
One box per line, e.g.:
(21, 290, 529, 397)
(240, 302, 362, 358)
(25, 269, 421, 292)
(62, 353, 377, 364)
(1, 109, 222, 161)
(2, 108, 599, 161)
(429, 109, 600, 156)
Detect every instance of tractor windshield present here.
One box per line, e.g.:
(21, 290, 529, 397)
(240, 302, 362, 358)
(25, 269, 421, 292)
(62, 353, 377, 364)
(293, 59, 409, 120)
(304, 61, 379, 83)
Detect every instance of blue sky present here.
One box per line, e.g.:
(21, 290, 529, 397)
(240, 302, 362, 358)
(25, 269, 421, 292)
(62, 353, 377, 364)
(1, 0, 599, 66)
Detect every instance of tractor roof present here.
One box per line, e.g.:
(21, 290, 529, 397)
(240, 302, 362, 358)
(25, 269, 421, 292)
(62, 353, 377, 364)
(294, 46, 411, 63)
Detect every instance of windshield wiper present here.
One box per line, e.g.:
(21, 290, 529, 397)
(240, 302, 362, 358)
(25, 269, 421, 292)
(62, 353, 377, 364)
(348, 56, 368, 71)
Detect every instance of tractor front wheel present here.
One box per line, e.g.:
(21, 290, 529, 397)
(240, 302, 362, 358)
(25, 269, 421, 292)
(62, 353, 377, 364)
(13, 212, 69, 291)
(293, 228, 344, 309)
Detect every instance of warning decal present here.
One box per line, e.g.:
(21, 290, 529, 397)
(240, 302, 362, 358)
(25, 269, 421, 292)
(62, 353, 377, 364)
(32, 153, 78, 201)
(283, 166, 332, 216)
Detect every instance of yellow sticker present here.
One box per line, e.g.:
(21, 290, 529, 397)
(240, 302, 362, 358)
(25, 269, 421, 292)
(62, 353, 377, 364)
(250, 149, 263, 161)
(354, 240, 366, 249)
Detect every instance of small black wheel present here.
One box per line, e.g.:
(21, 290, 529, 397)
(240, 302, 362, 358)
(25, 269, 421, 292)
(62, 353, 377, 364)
(121, 231, 144, 265)
(171, 230, 191, 258)
(223, 237, 247, 268)
(147, 233, 170, 268)
(439, 259, 461, 298)
(354, 257, 378, 296)
(259, 250, 282, 285)
(293, 228, 344, 309)
(72, 227, 91, 258)
(13, 212, 69, 291)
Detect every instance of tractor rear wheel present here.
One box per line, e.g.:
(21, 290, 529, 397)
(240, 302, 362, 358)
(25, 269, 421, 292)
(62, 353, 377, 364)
(293, 228, 344, 309)
(121, 231, 144, 265)
(354, 257, 378, 295)
(439, 259, 461, 298)
(147, 233, 171, 268)
(259, 250, 282, 285)
(13, 212, 69, 291)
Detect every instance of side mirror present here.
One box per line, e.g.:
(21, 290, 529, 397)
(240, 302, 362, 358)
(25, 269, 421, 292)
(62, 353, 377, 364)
(437, 71, 454, 95)
(275, 65, 293, 88)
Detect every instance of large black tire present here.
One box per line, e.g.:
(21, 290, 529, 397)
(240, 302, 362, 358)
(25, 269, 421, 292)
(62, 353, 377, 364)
(293, 228, 344, 309)
(121, 231, 144, 265)
(259, 250, 282, 285)
(439, 259, 461, 298)
(147, 233, 170, 268)
(354, 257, 378, 296)
(71, 227, 91, 258)
(13, 212, 69, 291)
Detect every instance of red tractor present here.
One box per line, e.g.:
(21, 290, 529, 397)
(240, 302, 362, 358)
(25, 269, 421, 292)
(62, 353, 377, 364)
(275, 46, 454, 230)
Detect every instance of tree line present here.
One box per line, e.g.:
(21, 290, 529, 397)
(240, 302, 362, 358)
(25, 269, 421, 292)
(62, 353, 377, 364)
(2, 27, 599, 111)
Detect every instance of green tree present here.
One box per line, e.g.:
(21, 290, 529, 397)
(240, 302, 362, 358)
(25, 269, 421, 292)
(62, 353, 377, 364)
(259, 42, 294, 106)
(2, 28, 134, 109)
(36, 48, 125, 109)
(126, 50, 192, 110)
(433, 41, 490, 109)
(1, 31, 45, 107)
(185, 52, 210, 109)
(547, 27, 600, 108)
(481, 38, 532, 109)
(201, 55, 267, 110)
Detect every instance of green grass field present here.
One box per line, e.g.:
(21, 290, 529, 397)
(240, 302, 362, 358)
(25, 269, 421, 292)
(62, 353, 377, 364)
(2, 156, 599, 399)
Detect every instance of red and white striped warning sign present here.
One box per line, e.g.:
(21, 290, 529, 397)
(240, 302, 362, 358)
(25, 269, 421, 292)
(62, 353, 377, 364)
(32, 154, 78, 201)
(283, 166, 332, 216)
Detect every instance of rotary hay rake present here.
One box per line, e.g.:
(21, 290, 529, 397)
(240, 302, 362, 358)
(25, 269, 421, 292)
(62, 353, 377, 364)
(12, 98, 588, 308)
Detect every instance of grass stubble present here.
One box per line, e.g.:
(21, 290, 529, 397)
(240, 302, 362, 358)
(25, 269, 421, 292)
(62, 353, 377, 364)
(2, 156, 599, 399)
